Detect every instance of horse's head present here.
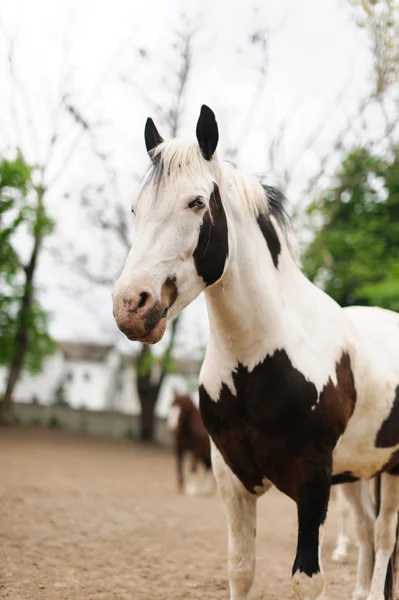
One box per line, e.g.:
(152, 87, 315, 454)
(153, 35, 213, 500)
(112, 105, 229, 344)
(167, 392, 194, 432)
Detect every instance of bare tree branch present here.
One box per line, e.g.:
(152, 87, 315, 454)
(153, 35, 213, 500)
(291, 94, 372, 220)
(227, 22, 269, 161)
(167, 18, 196, 137)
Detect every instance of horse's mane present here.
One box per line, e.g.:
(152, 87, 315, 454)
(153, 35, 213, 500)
(143, 139, 292, 243)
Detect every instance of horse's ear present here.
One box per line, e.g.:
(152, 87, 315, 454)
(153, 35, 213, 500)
(144, 118, 164, 156)
(196, 105, 218, 160)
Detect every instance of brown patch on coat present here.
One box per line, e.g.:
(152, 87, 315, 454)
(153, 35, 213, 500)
(375, 385, 399, 448)
(142, 277, 177, 334)
(161, 276, 178, 309)
(200, 351, 356, 501)
(331, 472, 359, 485)
(193, 184, 228, 286)
(257, 213, 281, 268)
(377, 449, 399, 475)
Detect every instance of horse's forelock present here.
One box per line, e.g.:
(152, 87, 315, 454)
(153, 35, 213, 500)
(147, 141, 212, 190)
(137, 138, 296, 261)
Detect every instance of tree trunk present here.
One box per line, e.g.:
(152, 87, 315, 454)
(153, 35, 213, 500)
(135, 317, 180, 442)
(139, 388, 158, 442)
(0, 188, 44, 424)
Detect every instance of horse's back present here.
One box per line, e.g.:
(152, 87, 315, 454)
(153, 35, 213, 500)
(344, 305, 399, 329)
(344, 305, 399, 374)
(333, 305, 399, 479)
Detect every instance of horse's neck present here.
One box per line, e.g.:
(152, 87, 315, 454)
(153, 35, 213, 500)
(204, 214, 316, 367)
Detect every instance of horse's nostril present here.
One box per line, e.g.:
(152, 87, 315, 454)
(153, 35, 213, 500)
(138, 292, 148, 309)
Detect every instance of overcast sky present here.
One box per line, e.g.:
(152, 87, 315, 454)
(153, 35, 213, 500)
(0, 0, 374, 355)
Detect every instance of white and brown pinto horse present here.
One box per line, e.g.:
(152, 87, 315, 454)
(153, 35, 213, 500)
(167, 392, 214, 495)
(113, 105, 399, 600)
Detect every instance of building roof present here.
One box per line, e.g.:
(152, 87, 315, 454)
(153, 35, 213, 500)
(58, 342, 114, 362)
(56, 342, 202, 370)
(174, 358, 201, 375)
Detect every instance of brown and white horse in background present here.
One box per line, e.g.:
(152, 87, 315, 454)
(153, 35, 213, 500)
(113, 105, 399, 600)
(167, 392, 215, 496)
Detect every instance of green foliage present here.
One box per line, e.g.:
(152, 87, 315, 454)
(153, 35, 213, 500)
(53, 381, 69, 406)
(0, 155, 32, 300)
(136, 344, 177, 378)
(303, 147, 399, 311)
(123, 425, 136, 440)
(0, 298, 56, 373)
(0, 152, 32, 193)
(0, 153, 55, 372)
(137, 345, 156, 378)
(48, 414, 61, 428)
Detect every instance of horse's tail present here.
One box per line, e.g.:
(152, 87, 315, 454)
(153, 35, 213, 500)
(375, 474, 399, 600)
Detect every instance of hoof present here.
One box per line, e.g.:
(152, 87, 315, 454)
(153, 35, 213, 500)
(353, 591, 369, 600)
(185, 482, 198, 496)
(292, 570, 324, 600)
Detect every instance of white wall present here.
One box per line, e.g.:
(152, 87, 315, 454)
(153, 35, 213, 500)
(113, 363, 141, 415)
(0, 346, 198, 418)
(0, 352, 64, 405)
(155, 373, 199, 419)
(64, 360, 110, 410)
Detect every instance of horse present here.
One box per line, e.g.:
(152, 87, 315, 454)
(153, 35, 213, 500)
(112, 104, 399, 600)
(167, 391, 214, 495)
(331, 481, 373, 563)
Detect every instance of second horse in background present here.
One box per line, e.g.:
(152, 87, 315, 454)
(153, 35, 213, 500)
(168, 392, 215, 496)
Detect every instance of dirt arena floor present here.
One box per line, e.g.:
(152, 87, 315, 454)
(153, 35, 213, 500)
(0, 428, 358, 600)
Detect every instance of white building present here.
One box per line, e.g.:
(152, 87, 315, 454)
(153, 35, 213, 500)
(0, 341, 201, 418)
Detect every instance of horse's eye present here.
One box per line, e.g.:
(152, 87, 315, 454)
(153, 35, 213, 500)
(188, 197, 205, 210)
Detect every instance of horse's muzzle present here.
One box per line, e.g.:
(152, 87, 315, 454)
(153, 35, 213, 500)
(112, 277, 177, 345)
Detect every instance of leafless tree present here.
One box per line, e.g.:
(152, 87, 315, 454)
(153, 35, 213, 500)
(75, 12, 272, 441)
(0, 24, 112, 422)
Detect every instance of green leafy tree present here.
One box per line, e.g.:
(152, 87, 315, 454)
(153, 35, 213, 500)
(0, 154, 56, 423)
(0, 154, 32, 332)
(303, 147, 399, 310)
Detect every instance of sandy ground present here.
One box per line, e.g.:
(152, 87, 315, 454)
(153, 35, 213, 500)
(0, 427, 358, 600)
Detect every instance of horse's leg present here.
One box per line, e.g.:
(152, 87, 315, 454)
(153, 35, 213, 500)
(202, 454, 216, 495)
(212, 444, 260, 600)
(191, 454, 199, 473)
(332, 484, 351, 562)
(367, 473, 399, 600)
(185, 453, 199, 496)
(292, 466, 331, 600)
(177, 448, 184, 493)
(340, 481, 375, 600)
